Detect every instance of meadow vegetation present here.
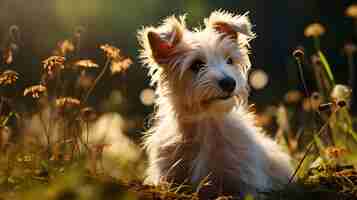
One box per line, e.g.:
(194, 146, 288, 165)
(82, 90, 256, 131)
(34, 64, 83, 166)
(0, 4, 357, 200)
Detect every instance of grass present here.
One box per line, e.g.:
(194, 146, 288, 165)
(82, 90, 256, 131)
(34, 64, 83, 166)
(0, 5, 357, 200)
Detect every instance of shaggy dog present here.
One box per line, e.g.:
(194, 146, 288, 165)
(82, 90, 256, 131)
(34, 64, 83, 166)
(138, 10, 293, 197)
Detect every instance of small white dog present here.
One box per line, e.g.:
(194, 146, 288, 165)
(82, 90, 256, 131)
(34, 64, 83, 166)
(138, 10, 293, 197)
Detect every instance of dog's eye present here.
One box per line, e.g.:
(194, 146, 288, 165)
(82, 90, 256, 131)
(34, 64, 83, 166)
(227, 57, 234, 65)
(190, 60, 206, 73)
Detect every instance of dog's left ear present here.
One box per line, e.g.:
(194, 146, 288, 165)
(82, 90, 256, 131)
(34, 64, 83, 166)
(205, 10, 255, 42)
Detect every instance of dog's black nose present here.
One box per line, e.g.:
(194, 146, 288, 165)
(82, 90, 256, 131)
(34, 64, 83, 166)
(218, 77, 236, 93)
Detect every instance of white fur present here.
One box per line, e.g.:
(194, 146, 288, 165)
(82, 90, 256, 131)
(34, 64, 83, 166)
(138, 10, 293, 197)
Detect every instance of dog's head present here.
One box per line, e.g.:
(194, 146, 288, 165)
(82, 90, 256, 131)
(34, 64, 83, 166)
(138, 10, 255, 120)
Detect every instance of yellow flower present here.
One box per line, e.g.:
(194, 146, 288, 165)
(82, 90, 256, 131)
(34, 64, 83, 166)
(100, 44, 121, 60)
(324, 147, 349, 159)
(55, 97, 81, 114)
(43, 56, 65, 75)
(111, 57, 132, 74)
(74, 59, 99, 68)
(57, 40, 75, 56)
(24, 85, 47, 98)
(0, 70, 19, 85)
(304, 23, 326, 37)
(345, 4, 357, 18)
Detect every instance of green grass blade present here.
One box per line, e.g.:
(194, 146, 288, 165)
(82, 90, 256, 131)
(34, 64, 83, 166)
(318, 51, 335, 85)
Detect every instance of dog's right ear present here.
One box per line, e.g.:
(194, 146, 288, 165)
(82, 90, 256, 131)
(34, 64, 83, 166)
(138, 16, 185, 64)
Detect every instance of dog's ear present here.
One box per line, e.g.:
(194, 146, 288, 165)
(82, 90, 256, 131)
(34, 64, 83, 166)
(139, 16, 185, 63)
(205, 10, 255, 42)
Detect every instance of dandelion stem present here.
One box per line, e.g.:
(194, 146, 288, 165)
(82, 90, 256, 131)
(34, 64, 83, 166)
(38, 111, 50, 153)
(288, 110, 336, 183)
(82, 58, 111, 104)
(295, 58, 310, 97)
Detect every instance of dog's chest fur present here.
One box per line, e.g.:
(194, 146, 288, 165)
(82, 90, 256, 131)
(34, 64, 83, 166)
(145, 109, 277, 194)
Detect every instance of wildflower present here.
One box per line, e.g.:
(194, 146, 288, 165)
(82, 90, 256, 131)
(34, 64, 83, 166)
(2, 47, 13, 65)
(100, 44, 120, 60)
(111, 57, 132, 74)
(55, 97, 81, 114)
(292, 48, 304, 59)
(57, 40, 75, 56)
(324, 147, 349, 159)
(304, 23, 326, 37)
(284, 90, 302, 103)
(74, 59, 99, 68)
(0, 70, 19, 85)
(43, 56, 65, 75)
(330, 84, 352, 101)
(23, 85, 47, 98)
(345, 4, 357, 18)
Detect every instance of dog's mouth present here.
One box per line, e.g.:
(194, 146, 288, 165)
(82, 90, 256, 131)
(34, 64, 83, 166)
(202, 94, 233, 104)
